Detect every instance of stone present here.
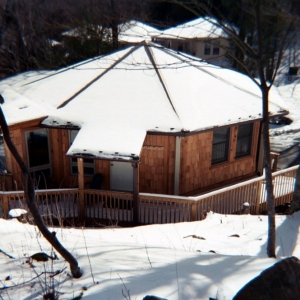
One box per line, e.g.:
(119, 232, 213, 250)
(242, 202, 250, 214)
(143, 296, 167, 300)
(30, 252, 58, 262)
(290, 200, 300, 214)
(233, 256, 300, 300)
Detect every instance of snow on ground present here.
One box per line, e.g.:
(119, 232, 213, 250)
(0, 211, 300, 300)
(269, 77, 300, 166)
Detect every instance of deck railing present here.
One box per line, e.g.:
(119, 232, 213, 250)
(0, 165, 298, 226)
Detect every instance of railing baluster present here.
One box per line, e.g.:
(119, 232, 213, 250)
(0, 165, 298, 225)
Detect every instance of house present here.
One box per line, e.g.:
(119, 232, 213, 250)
(0, 42, 287, 199)
(116, 18, 229, 67)
(154, 17, 230, 67)
(60, 18, 229, 67)
(118, 20, 162, 45)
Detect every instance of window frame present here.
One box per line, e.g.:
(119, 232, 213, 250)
(69, 130, 95, 176)
(212, 42, 220, 55)
(204, 43, 211, 55)
(235, 123, 253, 158)
(211, 127, 230, 165)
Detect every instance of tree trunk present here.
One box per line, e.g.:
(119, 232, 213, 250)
(0, 0, 13, 49)
(0, 102, 82, 278)
(261, 88, 276, 258)
(110, 0, 118, 51)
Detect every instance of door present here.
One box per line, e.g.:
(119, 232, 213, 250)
(110, 161, 133, 191)
(25, 129, 52, 189)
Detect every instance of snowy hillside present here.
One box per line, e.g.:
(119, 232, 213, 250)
(0, 211, 299, 299)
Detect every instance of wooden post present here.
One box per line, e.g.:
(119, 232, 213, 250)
(77, 158, 85, 221)
(255, 179, 263, 214)
(191, 202, 197, 221)
(132, 162, 139, 226)
(257, 129, 264, 175)
(174, 136, 181, 195)
(270, 152, 280, 172)
(1, 193, 9, 219)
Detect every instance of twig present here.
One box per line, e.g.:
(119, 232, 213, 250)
(0, 268, 66, 290)
(0, 249, 14, 259)
(118, 274, 131, 300)
(140, 229, 152, 268)
(49, 267, 67, 278)
(174, 251, 179, 300)
(82, 228, 95, 284)
(183, 235, 205, 240)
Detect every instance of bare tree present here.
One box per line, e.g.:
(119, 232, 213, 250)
(0, 97, 82, 278)
(161, 0, 299, 257)
(0, 0, 76, 77)
(0, 0, 152, 77)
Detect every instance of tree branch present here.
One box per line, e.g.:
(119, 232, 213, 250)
(0, 101, 82, 278)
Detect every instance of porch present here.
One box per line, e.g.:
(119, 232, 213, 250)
(0, 164, 297, 227)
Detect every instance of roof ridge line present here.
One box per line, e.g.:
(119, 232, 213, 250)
(144, 45, 180, 118)
(57, 44, 143, 109)
(22, 56, 104, 87)
(162, 47, 262, 100)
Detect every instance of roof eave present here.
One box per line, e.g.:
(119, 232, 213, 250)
(66, 152, 140, 163)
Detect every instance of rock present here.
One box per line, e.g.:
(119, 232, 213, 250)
(30, 252, 58, 262)
(290, 200, 300, 214)
(8, 209, 28, 223)
(143, 296, 167, 300)
(242, 202, 250, 214)
(233, 256, 300, 300)
(8, 209, 28, 218)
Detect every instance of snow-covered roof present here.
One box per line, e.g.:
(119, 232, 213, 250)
(157, 17, 227, 39)
(118, 20, 161, 43)
(62, 21, 161, 44)
(0, 42, 287, 162)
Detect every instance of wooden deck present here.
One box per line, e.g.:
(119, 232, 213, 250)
(0, 165, 298, 227)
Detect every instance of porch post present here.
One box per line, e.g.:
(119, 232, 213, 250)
(174, 136, 181, 195)
(257, 127, 264, 175)
(2, 193, 9, 219)
(255, 179, 263, 214)
(132, 162, 139, 226)
(77, 158, 85, 221)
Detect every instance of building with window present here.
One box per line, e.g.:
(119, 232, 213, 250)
(118, 20, 162, 45)
(154, 17, 230, 67)
(0, 42, 287, 196)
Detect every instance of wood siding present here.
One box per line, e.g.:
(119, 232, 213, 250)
(139, 135, 176, 194)
(5, 121, 260, 195)
(4, 128, 24, 189)
(49, 129, 111, 189)
(179, 121, 260, 194)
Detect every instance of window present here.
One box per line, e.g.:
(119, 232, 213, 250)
(186, 42, 191, 54)
(211, 127, 230, 165)
(236, 123, 253, 158)
(69, 130, 95, 176)
(212, 41, 220, 55)
(204, 43, 211, 55)
(178, 42, 183, 52)
(25, 129, 52, 186)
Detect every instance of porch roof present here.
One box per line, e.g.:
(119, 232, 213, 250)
(0, 42, 287, 161)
